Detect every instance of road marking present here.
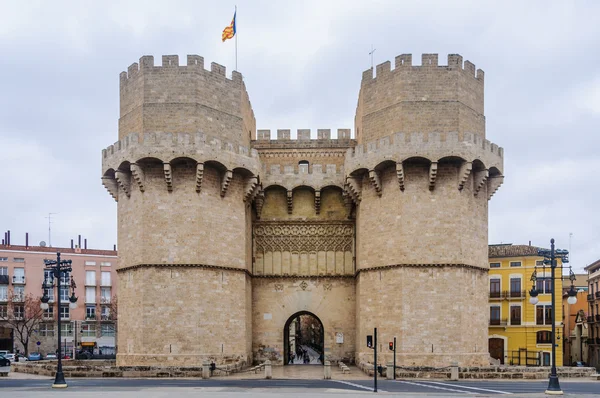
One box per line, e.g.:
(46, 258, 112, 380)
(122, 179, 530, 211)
(333, 380, 385, 392)
(396, 380, 477, 394)
(425, 381, 513, 394)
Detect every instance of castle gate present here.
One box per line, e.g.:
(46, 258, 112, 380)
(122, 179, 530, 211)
(284, 311, 324, 365)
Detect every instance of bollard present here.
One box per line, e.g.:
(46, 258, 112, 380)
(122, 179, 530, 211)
(264, 360, 272, 379)
(324, 360, 331, 379)
(450, 361, 459, 381)
(387, 362, 394, 380)
(202, 361, 210, 379)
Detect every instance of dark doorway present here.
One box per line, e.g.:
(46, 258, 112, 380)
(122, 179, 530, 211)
(0, 327, 13, 352)
(283, 311, 324, 365)
(488, 337, 504, 364)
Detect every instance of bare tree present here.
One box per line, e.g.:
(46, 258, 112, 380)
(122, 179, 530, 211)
(0, 293, 44, 356)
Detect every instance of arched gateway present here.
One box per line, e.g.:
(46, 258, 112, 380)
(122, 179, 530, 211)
(284, 311, 324, 365)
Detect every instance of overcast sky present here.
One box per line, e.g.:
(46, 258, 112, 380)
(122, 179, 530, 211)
(0, 0, 598, 271)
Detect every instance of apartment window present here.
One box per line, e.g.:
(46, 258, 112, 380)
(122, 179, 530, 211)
(510, 278, 522, 297)
(39, 323, 55, 337)
(101, 306, 110, 320)
(101, 271, 111, 286)
(100, 262, 112, 267)
(490, 306, 501, 325)
(536, 278, 552, 294)
(85, 261, 97, 266)
(0, 305, 7, 318)
(86, 271, 96, 286)
(60, 306, 69, 320)
(100, 287, 111, 304)
(101, 324, 115, 337)
(14, 305, 24, 318)
(0, 257, 7, 262)
(537, 331, 552, 344)
(13, 258, 24, 263)
(0, 286, 7, 301)
(43, 306, 54, 320)
(59, 271, 70, 285)
(82, 323, 96, 337)
(510, 261, 522, 267)
(86, 305, 96, 320)
(43, 287, 54, 302)
(13, 286, 24, 300)
(85, 287, 96, 303)
(0, 266, 7, 274)
(536, 304, 552, 325)
(13, 267, 25, 283)
(61, 323, 73, 336)
(60, 288, 69, 302)
(510, 305, 521, 325)
(44, 269, 54, 284)
(489, 262, 501, 268)
(536, 260, 545, 266)
(490, 279, 501, 298)
(298, 160, 309, 173)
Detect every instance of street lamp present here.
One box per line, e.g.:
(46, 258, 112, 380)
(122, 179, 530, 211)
(40, 252, 78, 389)
(528, 238, 576, 395)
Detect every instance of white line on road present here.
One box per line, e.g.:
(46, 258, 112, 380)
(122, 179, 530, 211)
(333, 380, 385, 392)
(396, 380, 477, 394)
(425, 381, 513, 394)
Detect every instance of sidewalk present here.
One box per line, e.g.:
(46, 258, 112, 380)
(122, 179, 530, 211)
(214, 364, 370, 380)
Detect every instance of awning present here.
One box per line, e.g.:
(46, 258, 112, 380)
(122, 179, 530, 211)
(81, 342, 96, 346)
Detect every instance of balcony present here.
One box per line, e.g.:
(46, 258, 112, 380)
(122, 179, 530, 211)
(489, 291, 503, 300)
(597, 338, 600, 345)
(0, 296, 7, 303)
(12, 275, 26, 284)
(85, 315, 98, 321)
(508, 290, 526, 299)
(12, 294, 24, 302)
(596, 292, 600, 299)
(596, 314, 600, 322)
(100, 314, 111, 321)
(489, 318, 507, 326)
(0, 275, 8, 284)
(589, 294, 595, 302)
(100, 297, 111, 304)
(588, 316, 595, 323)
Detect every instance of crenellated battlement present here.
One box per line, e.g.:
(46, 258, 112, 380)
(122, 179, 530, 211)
(119, 54, 243, 86)
(362, 53, 484, 83)
(345, 131, 503, 175)
(102, 131, 260, 176)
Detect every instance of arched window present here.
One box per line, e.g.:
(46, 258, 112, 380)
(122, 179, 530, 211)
(298, 160, 309, 174)
(536, 330, 552, 344)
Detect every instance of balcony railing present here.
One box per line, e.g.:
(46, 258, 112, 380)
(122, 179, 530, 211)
(100, 297, 111, 304)
(100, 314, 111, 321)
(489, 318, 507, 326)
(597, 338, 600, 345)
(508, 290, 526, 299)
(0, 296, 8, 302)
(596, 314, 600, 322)
(85, 315, 98, 321)
(588, 316, 595, 323)
(12, 275, 26, 284)
(588, 294, 595, 301)
(489, 291, 502, 299)
(510, 318, 522, 326)
(0, 275, 9, 284)
(596, 292, 600, 299)
(12, 294, 24, 302)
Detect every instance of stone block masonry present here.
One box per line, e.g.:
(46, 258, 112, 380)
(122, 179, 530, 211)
(100, 53, 504, 368)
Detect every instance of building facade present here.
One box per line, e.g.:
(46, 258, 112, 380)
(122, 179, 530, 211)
(0, 238, 118, 356)
(585, 259, 600, 368)
(101, 53, 504, 367)
(488, 244, 564, 366)
(562, 274, 588, 366)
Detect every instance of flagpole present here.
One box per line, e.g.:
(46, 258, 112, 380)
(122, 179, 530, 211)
(235, 5, 238, 71)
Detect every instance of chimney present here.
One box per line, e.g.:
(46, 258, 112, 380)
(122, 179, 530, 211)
(7, 230, 10, 246)
(84, 239, 87, 250)
(529, 241, 531, 246)
(26, 232, 29, 248)
(71, 239, 74, 249)
(113, 244, 117, 251)
(78, 235, 81, 249)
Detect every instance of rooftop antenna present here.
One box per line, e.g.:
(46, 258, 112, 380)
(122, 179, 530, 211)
(45, 213, 58, 247)
(369, 44, 376, 70)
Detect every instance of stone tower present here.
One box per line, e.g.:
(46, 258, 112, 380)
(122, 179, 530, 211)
(101, 53, 504, 368)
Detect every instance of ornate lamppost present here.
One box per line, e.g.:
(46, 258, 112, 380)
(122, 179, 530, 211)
(528, 238, 577, 395)
(40, 252, 78, 388)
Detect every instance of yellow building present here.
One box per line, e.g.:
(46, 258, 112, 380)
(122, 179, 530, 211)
(488, 244, 564, 366)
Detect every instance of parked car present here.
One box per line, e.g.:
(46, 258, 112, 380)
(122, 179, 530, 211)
(573, 361, 587, 367)
(0, 354, 10, 367)
(4, 353, 15, 362)
(27, 353, 42, 361)
(45, 353, 57, 360)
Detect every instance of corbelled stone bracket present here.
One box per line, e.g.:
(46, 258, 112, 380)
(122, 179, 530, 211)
(458, 161, 472, 191)
(368, 170, 382, 197)
(255, 190, 265, 219)
(130, 163, 145, 192)
(163, 162, 173, 192)
(342, 192, 354, 219)
(345, 177, 361, 203)
(114, 170, 131, 198)
(244, 176, 259, 202)
(221, 170, 233, 197)
(396, 162, 405, 191)
(487, 176, 504, 200)
(473, 169, 489, 196)
(195, 163, 204, 193)
(315, 190, 321, 214)
(101, 176, 119, 202)
(428, 162, 438, 191)
(287, 190, 293, 214)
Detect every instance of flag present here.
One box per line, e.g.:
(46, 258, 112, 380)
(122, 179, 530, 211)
(222, 11, 236, 42)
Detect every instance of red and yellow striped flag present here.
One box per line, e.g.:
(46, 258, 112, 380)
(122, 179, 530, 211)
(222, 11, 236, 42)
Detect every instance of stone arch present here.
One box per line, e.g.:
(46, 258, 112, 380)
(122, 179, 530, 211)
(283, 311, 324, 366)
